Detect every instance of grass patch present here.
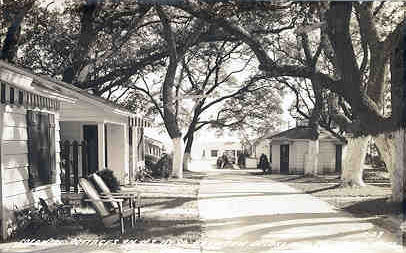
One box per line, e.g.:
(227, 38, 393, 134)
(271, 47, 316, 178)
(266, 169, 402, 236)
(15, 171, 203, 247)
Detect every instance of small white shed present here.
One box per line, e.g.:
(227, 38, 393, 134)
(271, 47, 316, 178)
(269, 126, 344, 175)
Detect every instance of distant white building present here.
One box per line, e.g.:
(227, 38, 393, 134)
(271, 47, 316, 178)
(252, 132, 275, 161)
(145, 136, 165, 162)
(192, 137, 243, 166)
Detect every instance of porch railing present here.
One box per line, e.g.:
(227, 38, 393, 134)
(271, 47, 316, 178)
(60, 140, 88, 193)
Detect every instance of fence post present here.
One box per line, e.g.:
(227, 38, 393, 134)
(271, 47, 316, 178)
(62, 140, 71, 192)
(73, 141, 79, 193)
(81, 140, 88, 179)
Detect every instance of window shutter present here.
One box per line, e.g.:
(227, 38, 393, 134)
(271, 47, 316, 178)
(38, 112, 50, 183)
(27, 110, 41, 188)
(48, 114, 56, 184)
(27, 110, 55, 188)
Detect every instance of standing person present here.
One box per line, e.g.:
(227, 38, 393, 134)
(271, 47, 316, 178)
(238, 153, 246, 169)
(222, 153, 229, 169)
(216, 156, 223, 169)
(259, 153, 270, 174)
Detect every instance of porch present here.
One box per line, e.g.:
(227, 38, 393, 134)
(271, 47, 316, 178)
(56, 87, 148, 192)
(59, 121, 130, 186)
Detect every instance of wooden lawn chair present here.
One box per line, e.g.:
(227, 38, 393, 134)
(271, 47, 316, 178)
(79, 178, 135, 234)
(89, 173, 142, 219)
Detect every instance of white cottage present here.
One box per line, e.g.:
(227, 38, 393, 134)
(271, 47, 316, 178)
(269, 126, 344, 175)
(0, 61, 150, 239)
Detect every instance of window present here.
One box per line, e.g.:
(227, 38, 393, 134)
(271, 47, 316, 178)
(1, 82, 5, 103)
(18, 90, 23, 105)
(26, 110, 56, 188)
(9, 87, 14, 104)
(211, 150, 218, 157)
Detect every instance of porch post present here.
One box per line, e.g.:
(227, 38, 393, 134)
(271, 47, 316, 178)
(129, 125, 137, 183)
(0, 106, 6, 240)
(97, 122, 105, 170)
(123, 124, 129, 185)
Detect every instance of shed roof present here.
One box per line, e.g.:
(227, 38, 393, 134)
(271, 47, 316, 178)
(269, 126, 341, 142)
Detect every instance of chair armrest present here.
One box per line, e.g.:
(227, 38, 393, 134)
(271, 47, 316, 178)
(101, 192, 139, 197)
(113, 191, 141, 195)
(84, 198, 124, 203)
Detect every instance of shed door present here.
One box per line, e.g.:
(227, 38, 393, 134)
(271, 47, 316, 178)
(280, 144, 289, 174)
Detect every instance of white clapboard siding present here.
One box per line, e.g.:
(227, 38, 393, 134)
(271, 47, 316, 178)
(2, 167, 29, 183)
(319, 142, 336, 173)
(293, 141, 307, 173)
(271, 144, 281, 171)
(3, 153, 29, 169)
(1, 109, 62, 207)
(3, 185, 61, 211)
(2, 112, 26, 128)
(3, 181, 29, 197)
(2, 126, 28, 141)
(2, 141, 28, 155)
(3, 194, 34, 211)
(3, 106, 25, 114)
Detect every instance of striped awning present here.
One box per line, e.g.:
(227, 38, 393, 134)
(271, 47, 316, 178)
(0, 81, 60, 111)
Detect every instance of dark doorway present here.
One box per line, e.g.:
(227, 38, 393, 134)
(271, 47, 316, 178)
(83, 125, 98, 173)
(336, 144, 342, 173)
(280, 144, 289, 174)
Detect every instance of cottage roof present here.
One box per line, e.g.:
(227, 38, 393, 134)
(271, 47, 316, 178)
(268, 126, 342, 142)
(0, 61, 151, 125)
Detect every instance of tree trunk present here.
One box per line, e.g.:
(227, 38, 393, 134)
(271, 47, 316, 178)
(171, 137, 184, 178)
(157, 7, 184, 178)
(392, 129, 406, 203)
(341, 135, 371, 186)
(374, 134, 399, 199)
(389, 13, 405, 204)
(183, 134, 194, 171)
(374, 134, 395, 173)
(183, 152, 191, 171)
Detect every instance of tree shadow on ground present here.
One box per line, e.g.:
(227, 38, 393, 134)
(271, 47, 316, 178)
(343, 197, 402, 216)
(141, 196, 195, 209)
(202, 212, 389, 252)
(305, 184, 342, 194)
(342, 198, 403, 236)
(14, 212, 202, 244)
